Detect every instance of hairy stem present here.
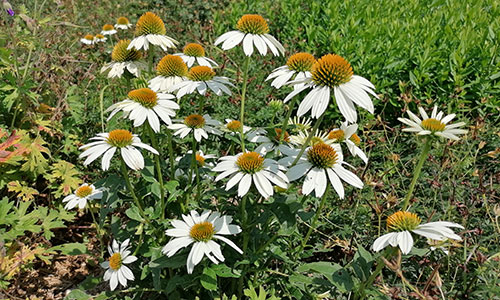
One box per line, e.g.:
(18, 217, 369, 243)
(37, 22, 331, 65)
(402, 137, 432, 210)
(146, 123, 165, 219)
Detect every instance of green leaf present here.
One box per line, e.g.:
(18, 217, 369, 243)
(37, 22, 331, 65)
(200, 266, 217, 291)
(125, 206, 144, 222)
(64, 289, 90, 300)
(149, 254, 187, 269)
(50, 243, 88, 255)
(210, 263, 240, 278)
(330, 267, 354, 292)
(297, 261, 341, 275)
(351, 245, 373, 281)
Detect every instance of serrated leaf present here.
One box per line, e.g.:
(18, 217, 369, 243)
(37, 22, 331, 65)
(50, 243, 88, 255)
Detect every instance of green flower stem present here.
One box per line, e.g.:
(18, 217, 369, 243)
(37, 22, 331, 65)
(198, 94, 205, 114)
(297, 185, 330, 255)
(278, 97, 298, 143)
(88, 204, 104, 256)
(146, 123, 165, 219)
(239, 56, 251, 151)
(238, 194, 250, 298)
(291, 114, 325, 166)
(355, 247, 396, 300)
(120, 158, 146, 219)
(402, 137, 432, 210)
(148, 48, 155, 74)
(166, 130, 176, 179)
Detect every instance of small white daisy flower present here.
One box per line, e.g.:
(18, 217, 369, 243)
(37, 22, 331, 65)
(128, 12, 178, 51)
(280, 143, 363, 198)
(289, 129, 332, 147)
(214, 14, 285, 56)
(101, 39, 146, 78)
(101, 24, 117, 36)
(398, 106, 467, 141)
(174, 43, 218, 67)
(266, 52, 315, 89)
(101, 239, 138, 291)
(94, 34, 107, 43)
(169, 66, 233, 99)
(79, 129, 159, 171)
(213, 151, 289, 199)
(372, 211, 464, 255)
(162, 210, 242, 274)
(115, 16, 133, 30)
(106, 88, 179, 133)
(328, 122, 368, 164)
(80, 34, 95, 45)
(148, 55, 188, 92)
(221, 119, 251, 135)
(284, 54, 378, 122)
(247, 128, 293, 155)
(168, 114, 222, 142)
(62, 183, 103, 210)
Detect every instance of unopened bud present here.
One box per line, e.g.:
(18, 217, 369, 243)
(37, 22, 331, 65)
(3, 1, 14, 16)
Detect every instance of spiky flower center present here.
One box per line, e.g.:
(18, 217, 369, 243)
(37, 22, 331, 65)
(111, 39, 142, 62)
(236, 14, 269, 34)
(421, 118, 445, 132)
(307, 143, 338, 169)
(328, 129, 345, 142)
(117, 17, 130, 25)
(188, 66, 215, 81)
(183, 43, 205, 57)
(196, 153, 205, 166)
(268, 100, 283, 111)
(84, 34, 94, 41)
(135, 12, 166, 36)
(107, 129, 133, 148)
(128, 88, 158, 108)
(387, 211, 421, 232)
(287, 53, 316, 72)
(184, 114, 205, 128)
(75, 185, 93, 198)
(95, 34, 105, 40)
(274, 128, 290, 142)
(350, 133, 361, 145)
(103, 24, 114, 31)
(157, 55, 188, 77)
(236, 152, 264, 174)
(190, 221, 215, 242)
(109, 253, 122, 270)
(311, 54, 353, 87)
(226, 120, 242, 132)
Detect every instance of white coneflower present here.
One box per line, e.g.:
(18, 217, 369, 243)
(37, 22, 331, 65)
(169, 66, 233, 99)
(128, 12, 178, 51)
(162, 210, 242, 274)
(94, 34, 107, 43)
(284, 54, 378, 121)
(398, 106, 467, 141)
(372, 211, 464, 255)
(62, 183, 103, 210)
(101, 24, 117, 36)
(287, 116, 313, 133)
(79, 129, 158, 171)
(246, 128, 293, 155)
(106, 88, 179, 133)
(101, 39, 146, 78)
(174, 43, 218, 67)
(168, 114, 222, 142)
(280, 143, 363, 198)
(80, 34, 95, 45)
(101, 239, 137, 291)
(115, 16, 133, 30)
(289, 129, 332, 147)
(213, 151, 288, 199)
(221, 119, 251, 135)
(266, 52, 315, 89)
(328, 122, 367, 164)
(148, 55, 188, 92)
(214, 14, 285, 56)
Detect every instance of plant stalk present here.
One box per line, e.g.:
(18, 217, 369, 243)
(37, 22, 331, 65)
(239, 56, 251, 151)
(402, 137, 432, 210)
(297, 185, 329, 255)
(146, 123, 165, 219)
(120, 158, 146, 218)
